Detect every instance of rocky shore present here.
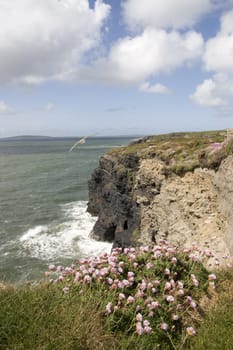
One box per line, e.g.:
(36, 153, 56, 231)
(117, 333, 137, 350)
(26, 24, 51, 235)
(88, 130, 233, 260)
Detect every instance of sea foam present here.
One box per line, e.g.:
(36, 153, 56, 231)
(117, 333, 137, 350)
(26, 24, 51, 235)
(20, 201, 112, 261)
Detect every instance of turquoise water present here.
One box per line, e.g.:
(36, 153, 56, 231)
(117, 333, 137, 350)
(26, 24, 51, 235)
(0, 137, 133, 283)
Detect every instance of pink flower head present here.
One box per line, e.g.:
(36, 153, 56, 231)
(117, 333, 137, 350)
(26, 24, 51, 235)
(186, 326, 196, 336)
(178, 289, 184, 296)
(107, 277, 113, 285)
(127, 271, 135, 278)
(208, 274, 216, 281)
(143, 320, 150, 327)
(146, 262, 153, 270)
(127, 296, 135, 304)
(177, 281, 184, 289)
(105, 302, 112, 315)
(62, 286, 70, 294)
(144, 325, 152, 334)
(118, 293, 126, 300)
(56, 265, 64, 272)
(190, 301, 197, 309)
(171, 257, 177, 265)
(136, 313, 143, 322)
(135, 290, 144, 298)
(49, 264, 56, 271)
(164, 282, 171, 291)
(172, 314, 179, 321)
(166, 295, 175, 303)
(84, 275, 92, 284)
(140, 280, 147, 291)
(74, 271, 82, 282)
(160, 323, 169, 331)
(150, 301, 160, 309)
(164, 268, 170, 275)
(136, 322, 143, 335)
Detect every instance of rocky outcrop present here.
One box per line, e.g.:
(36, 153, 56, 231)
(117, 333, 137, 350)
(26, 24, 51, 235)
(88, 130, 233, 260)
(87, 153, 141, 247)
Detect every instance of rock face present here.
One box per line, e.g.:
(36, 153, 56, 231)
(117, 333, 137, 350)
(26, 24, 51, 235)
(88, 131, 233, 259)
(87, 153, 141, 247)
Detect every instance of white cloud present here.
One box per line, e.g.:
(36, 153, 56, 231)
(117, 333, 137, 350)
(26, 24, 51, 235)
(0, 0, 110, 85)
(190, 79, 226, 107)
(204, 10, 233, 73)
(192, 9, 233, 109)
(139, 82, 171, 94)
(89, 28, 203, 85)
(122, 0, 212, 30)
(0, 101, 15, 114)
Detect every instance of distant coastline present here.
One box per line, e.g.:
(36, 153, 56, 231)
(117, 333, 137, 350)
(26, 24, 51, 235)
(0, 134, 145, 142)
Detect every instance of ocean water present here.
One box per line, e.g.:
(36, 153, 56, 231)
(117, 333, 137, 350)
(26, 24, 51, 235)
(0, 137, 133, 284)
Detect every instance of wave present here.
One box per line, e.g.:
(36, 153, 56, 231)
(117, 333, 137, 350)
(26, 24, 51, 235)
(20, 201, 112, 261)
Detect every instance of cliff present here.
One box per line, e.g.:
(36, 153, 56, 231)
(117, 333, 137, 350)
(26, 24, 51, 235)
(88, 130, 233, 259)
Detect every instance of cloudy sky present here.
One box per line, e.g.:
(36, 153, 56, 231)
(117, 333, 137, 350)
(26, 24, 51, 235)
(1, 0, 233, 137)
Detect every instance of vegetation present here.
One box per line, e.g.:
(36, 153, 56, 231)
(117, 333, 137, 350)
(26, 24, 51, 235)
(110, 130, 233, 175)
(1, 241, 232, 350)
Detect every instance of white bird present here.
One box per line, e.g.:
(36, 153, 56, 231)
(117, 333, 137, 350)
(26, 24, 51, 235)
(69, 136, 88, 152)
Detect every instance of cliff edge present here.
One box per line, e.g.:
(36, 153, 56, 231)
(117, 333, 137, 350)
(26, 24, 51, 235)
(88, 130, 233, 259)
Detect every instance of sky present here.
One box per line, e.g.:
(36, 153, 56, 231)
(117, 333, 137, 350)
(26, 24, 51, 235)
(1, 0, 233, 137)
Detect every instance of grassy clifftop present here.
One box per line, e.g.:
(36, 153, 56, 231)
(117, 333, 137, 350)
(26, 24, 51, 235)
(111, 130, 233, 175)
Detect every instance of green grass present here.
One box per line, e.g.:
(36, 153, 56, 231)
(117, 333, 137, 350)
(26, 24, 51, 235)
(188, 269, 233, 350)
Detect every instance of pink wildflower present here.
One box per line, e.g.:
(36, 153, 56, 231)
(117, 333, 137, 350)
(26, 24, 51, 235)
(178, 289, 184, 296)
(166, 295, 175, 303)
(164, 282, 171, 291)
(164, 268, 170, 275)
(171, 257, 177, 265)
(84, 275, 92, 284)
(49, 264, 56, 271)
(118, 293, 126, 301)
(127, 271, 135, 278)
(136, 313, 143, 322)
(190, 301, 197, 309)
(127, 296, 135, 304)
(143, 320, 150, 327)
(172, 314, 179, 321)
(105, 302, 112, 315)
(146, 262, 153, 270)
(160, 323, 169, 331)
(107, 277, 113, 285)
(144, 326, 152, 334)
(150, 301, 160, 309)
(177, 281, 184, 289)
(56, 265, 64, 272)
(186, 326, 196, 336)
(136, 322, 143, 335)
(135, 290, 144, 298)
(208, 274, 216, 281)
(62, 287, 70, 294)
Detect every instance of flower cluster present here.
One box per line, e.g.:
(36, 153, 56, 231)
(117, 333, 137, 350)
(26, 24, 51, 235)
(45, 240, 231, 344)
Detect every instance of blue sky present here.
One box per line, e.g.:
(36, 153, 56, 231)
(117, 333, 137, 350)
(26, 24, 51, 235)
(0, 0, 233, 137)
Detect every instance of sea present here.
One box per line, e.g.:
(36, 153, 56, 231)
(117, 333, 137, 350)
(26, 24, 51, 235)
(0, 136, 134, 284)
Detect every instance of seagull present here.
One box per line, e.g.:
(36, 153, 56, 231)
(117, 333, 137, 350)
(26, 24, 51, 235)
(68, 136, 88, 152)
